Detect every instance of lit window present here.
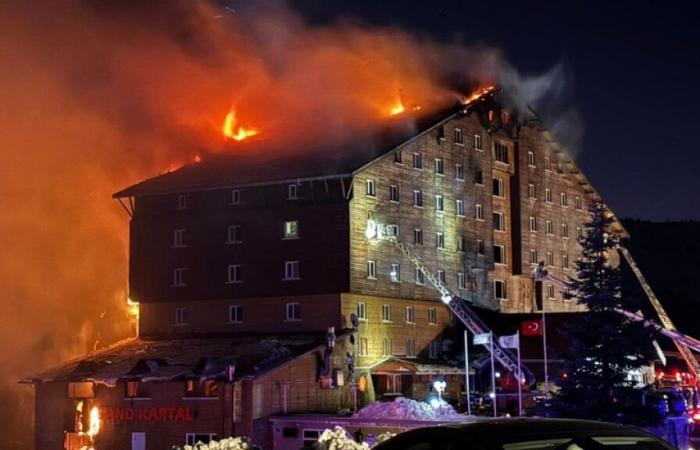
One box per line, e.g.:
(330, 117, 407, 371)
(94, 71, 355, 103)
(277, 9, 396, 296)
(561, 223, 569, 238)
(172, 268, 187, 287)
(283, 261, 300, 280)
(382, 304, 392, 322)
(474, 134, 482, 150)
(227, 264, 242, 284)
(428, 308, 437, 325)
(413, 228, 423, 245)
(173, 229, 187, 248)
(283, 220, 299, 239)
(544, 156, 551, 171)
(528, 184, 536, 199)
(494, 142, 509, 163)
(455, 164, 464, 180)
(366, 179, 376, 197)
(177, 194, 190, 210)
(357, 302, 367, 320)
(528, 151, 535, 167)
(436, 232, 445, 249)
(456, 199, 465, 216)
(390, 263, 400, 282)
(477, 239, 485, 255)
(575, 196, 583, 211)
(529, 216, 537, 232)
(285, 302, 301, 321)
(545, 188, 553, 203)
(227, 225, 241, 244)
(394, 150, 402, 164)
(454, 128, 464, 144)
(435, 158, 444, 175)
(389, 184, 399, 202)
(287, 184, 298, 200)
(125, 381, 149, 399)
(475, 204, 484, 221)
(415, 268, 425, 285)
(366, 260, 377, 279)
(546, 220, 554, 235)
(458, 272, 466, 290)
(561, 192, 568, 207)
(230, 189, 242, 205)
(405, 306, 415, 324)
(435, 194, 444, 212)
(186, 433, 218, 446)
(494, 280, 507, 300)
(493, 178, 505, 197)
(229, 305, 243, 323)
(175, 307, 188, 325)
(494, 245, 506, 264)
(185, 379, 218, 398)
(413, 190, 423, 207)
(412, 152, 422, 169)
(359, 338, 368, 356)
(67, 382, 95, 399)
(493, 212, 505, 231)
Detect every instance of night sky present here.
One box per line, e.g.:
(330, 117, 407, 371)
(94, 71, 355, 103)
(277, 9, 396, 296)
(293, 0, 699, 221)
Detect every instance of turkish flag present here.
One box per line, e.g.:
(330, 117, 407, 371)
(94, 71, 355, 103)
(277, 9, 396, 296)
(521, 319, 543, 336)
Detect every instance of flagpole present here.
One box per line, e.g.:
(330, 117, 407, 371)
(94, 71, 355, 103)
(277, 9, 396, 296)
(464, 329, 471, 416)
(517, 330, 522, 416)
(490, 331, 497, 417)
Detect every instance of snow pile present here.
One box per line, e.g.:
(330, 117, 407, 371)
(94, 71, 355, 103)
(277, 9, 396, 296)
(315, 426, 370, 450)
(353, 397, 461, 421)
(176, 436, 256, 450)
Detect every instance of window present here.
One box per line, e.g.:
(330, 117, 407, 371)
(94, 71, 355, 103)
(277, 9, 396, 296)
(562, 253, 570, 270)
(546, 220, 554, 235)
(287, 184, 298, 200)
(477, 239, 485, 255)
(405, 306, 415, 324)
(494, 245, 506, 264)
(284, 261, 300, 280)
(366, 179, 376, 197)
(475, 169, 484, 185)
(561, 223, 569, 238)
(394, 150, 402, 164)
(230, 189, 242, 205)
(544, 156, 551, 171)
(386, 224, 399, 237)
(358, 338, 368, 356)
(382, 304, 392, 322)
(227, 264, 242, 284)
(413, 190, 423, 207)
(547, 283, 555, 299)
(227, 225, 241, 244)
(389, 184, 399, 202)
(286, 302, 301, 321)
(527, 151, 535, 167)
(412, 152, 422, 169)
(186, 434, 217, 446)
(494, 280, 507, 300)
(172, 229, 187, 248)
(530, 249, 538, 265)
(457, 272, 466, 290)
(576, 226, 583, 240)
(474, 134, 482, 150)
(475, 203, 484, 221)
(382, 339, 392, 356)
(435, 194, 444, 212)
(435, 232, 445, 249)
(546, 252, 554, 266)
(172, 268, 187, 287)
(545, 188, 553, 203)
(406, 340, 416, 357)
(185, 379, 218, 398)
(457, 235, 465, 252)
(456, 199, 465, 216)
(527, 217, 537, 233)
(434, 158, 444, 175)
(177, 194, 190, 210)
(415, 267, 425, 285)
(455, 164, 464, 180)
(283, 220, 299, 239)
(229, 305, 243, 323)
(494, 142, 509, 163)
(301, 431, 321, 448)
(67, 382, 95, 399)
(175, 307, 188, 325)
(390, 263, 400, 282)
(528, 184, 536, 199)
(366, 260, 377, 279)
(437, 269, 446, 284)
(493, 212, 505, 231)
(560, 192, 568, 207)
(429, 340, 440, 359)
(413, 228, 423, 245)
(493, 178, 505, 197)
(125, 381, 150, 399)
(454, 128, 464, 144)
(428, 308, 437, 325)
(357, 302, 367, 321)
(575, 195, 583, 211)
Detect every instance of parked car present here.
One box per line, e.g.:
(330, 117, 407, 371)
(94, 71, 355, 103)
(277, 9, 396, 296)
(373, 418, 675, 449)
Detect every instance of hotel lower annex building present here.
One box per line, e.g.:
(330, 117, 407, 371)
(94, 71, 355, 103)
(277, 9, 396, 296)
(25, 90, 627, 449)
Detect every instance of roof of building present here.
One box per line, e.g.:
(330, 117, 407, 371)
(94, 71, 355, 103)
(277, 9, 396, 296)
(369, 357, 468, 375)
(22, 331, 350, 386)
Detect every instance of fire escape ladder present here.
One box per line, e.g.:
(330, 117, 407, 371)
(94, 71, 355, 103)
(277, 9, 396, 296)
(386, 236, 535, 384)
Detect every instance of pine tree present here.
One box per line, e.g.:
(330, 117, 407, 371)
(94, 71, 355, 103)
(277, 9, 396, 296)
(544, 202, 660, 425)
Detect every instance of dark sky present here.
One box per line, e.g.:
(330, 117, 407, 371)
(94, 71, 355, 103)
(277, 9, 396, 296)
(292, 0, 699, 221)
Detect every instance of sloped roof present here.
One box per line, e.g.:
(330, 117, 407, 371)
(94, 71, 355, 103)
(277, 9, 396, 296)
(22, 331, 350, 385)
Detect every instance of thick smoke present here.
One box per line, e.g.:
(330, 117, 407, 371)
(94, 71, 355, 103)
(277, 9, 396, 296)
(0, 1, 573, 447)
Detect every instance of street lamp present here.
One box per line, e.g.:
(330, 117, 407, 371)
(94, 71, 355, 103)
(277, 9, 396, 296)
(433, 380, 447, 403)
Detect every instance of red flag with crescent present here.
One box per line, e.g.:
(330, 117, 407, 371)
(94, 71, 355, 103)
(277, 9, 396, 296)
(521, 319, 543, 336)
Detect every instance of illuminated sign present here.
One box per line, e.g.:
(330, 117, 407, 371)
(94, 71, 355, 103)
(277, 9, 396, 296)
(101, 407, 194, 422)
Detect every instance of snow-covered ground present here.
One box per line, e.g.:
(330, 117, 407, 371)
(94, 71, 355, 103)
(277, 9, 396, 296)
(353, 397, 462, 421)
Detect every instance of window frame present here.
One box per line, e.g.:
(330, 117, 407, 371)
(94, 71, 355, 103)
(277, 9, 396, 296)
(283, 260, 300, 280)
(366, 260, 377, 280)
(226, 264, 242, 284)
(285, 302, 301, 321)
(228, 305, 243, 323)
(172, 268, 187, 287)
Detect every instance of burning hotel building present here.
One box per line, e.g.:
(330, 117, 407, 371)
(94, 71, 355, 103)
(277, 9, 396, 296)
(24, 89, 629, 449)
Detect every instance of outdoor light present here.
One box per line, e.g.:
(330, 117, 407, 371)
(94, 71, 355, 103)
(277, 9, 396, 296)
(495, 371, 501, 378)
(488, 392, 496, 399)
(433, 380, 447, 403)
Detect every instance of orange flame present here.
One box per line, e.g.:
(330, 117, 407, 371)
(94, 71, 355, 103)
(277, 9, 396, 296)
(462, 85, 496, 105)
(88, 405, 100, 439)
(222, 105, 258, 141)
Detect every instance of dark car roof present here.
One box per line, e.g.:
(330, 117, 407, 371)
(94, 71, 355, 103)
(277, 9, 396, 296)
(445, 417, 647, 435)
